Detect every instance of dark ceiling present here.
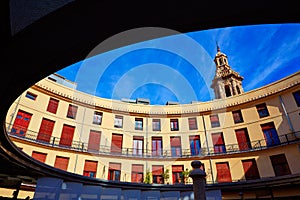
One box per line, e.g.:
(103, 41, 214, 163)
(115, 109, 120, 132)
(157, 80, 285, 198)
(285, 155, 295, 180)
(1, 0, 300, 192)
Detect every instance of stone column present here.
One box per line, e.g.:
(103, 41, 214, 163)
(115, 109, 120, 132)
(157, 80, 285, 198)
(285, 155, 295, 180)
(189, 160, 207, 200)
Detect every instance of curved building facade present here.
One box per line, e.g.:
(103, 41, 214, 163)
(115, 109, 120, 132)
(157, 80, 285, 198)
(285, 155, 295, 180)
(4, 49, 300, 199)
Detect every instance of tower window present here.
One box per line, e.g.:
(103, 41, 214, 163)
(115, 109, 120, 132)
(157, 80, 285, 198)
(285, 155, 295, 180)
(236, 86, 241, 94)
(225, 85, 231, 97)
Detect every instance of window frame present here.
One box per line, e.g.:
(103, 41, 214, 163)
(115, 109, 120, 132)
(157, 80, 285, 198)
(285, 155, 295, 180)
(256, 103, 269, 118)
(135, 118, 143, 130)
(114, 115, 123, 128)
(66, 104, 78, 119)
(188, 117, 198, 130)
(232, 110, 244, 124)
(170, 118, 179, 131)
(93, 111, 103, 125)
(210, 114, 220, 128)
(152, 119, 161, 131)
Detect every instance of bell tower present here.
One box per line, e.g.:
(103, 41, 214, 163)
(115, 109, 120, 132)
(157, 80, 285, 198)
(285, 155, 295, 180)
(211, 45, 244, 99)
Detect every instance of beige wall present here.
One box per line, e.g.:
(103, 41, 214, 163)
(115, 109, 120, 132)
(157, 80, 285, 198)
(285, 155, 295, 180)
(5, 72, 300, 184)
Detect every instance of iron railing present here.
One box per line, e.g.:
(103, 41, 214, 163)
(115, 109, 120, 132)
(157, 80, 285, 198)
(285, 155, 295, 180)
(6, 124, 300, 158)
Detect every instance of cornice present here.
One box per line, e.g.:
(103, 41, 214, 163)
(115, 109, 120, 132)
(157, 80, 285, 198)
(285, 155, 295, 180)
(32, 71, 300, 116)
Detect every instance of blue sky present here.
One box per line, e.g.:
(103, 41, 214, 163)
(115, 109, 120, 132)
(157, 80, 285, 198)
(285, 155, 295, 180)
(56, 23, 300, 105)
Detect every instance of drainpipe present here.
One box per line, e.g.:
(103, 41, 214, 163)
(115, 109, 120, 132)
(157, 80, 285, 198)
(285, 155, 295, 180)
(279, 95, 295, 133)
(202, 115, 214, 183)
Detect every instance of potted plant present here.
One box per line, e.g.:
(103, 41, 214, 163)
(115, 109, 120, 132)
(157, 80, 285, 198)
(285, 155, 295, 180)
(144, 169, 152, 184)
(161, 169, 170, 184)
(181, 168, 191, 184)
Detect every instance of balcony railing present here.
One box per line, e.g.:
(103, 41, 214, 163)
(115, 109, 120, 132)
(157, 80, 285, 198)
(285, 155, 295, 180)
(6, 123, 300, 158)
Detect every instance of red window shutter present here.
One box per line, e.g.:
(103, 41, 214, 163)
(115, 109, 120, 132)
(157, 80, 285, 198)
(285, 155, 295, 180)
(59, 124, 75, 146)
(133, 136, 144, 140)
(212, 132, 224, 145)
(109, 163, 121, 170)
(54, 156, 69, 171)
(152, 165, 163, 175)
(216, 162, 232, 183)
(210, 115, 219, 122)
(111, 134, 123, 153)
(132, 164, 143, 172)
(32, 151, 47, 163)
(172, 165, 183, 172)
(67, 104, 78, 118)
(47, 98, 59, 114)
(37, 118, 55, 142)
(84, 160, 98, 172)
(261, 122, 275, 130)
(170, 137, 181, 147)
(12, 110, 32, 136)
(235, 128, 250, 150)
(188, 118, 197, 129)
(88, 130, 101, 151)
(189, 135, 200, 140)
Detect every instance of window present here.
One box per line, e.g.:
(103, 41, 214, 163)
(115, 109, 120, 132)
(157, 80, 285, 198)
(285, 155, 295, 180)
(37, 118, 55, 143)
(235, 128, 251, 150)
(270, 154, 291, 176)
(261, 122, 280, 147)
(292, 90, 300, 106)
(25, 91, 37, 100)
(152, 137, 162, 157)
(67, 104, 78, 119)
(135, 118, 143, 130)
(188, 117, 198, 130)
(189, 135, 201, 156)
(32, 151, 47, 163)
(242, 159, 260, 180)
(210, 114, 220, 128)
(88, 130, 101, 152)
(93, 111, 103, 125)
(59, 124, 75, 147)
(152, 119, 161, 131)
(11, 110, 32, 137)
(111, 133, 123, 154)
(216, 162, 232, 183)
(114, 115, 123, 128)
(108, 163, 121, 181)
(225, 85, 231, 97)
(152, 165, 164, 184)
(133, 136, 143, 156)
(212, 132, 226, 153)
(83, 160, 98, 178)
(54, 156, 69, 171)
(170, 119, 179, 131)
(256, 103, 269, 118)
(232, 110, 244, 123)
(172, 165, 183, 184)
(170, 136, 182, 157)
(131, 164, 144, 183)
(47, 98, 59, 114)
